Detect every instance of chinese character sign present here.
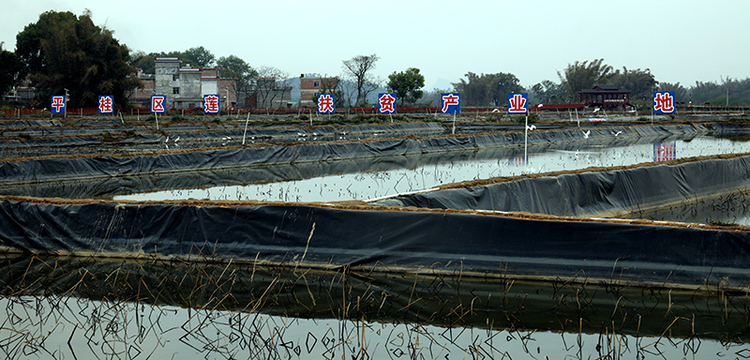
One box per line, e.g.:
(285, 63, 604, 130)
(653, 91, 675, 114)
(203, 94, 220, 114)
(441, 93, 460, 114)
(51, 95, 66, 114)
(98, 95, 114, 114)
(508, 93, 528, 114)
(318, 94, 335, 114)
(378, 93, 396, 114)
(151, 95, 166, 113)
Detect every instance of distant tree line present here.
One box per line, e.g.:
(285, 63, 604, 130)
(441, 59, 750, 108)
(529, 59, 750, 107)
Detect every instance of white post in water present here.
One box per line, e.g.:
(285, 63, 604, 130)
(508, 92, 530, 173)
(452, 112, 456, 135)
(524, 114, 528, 174)
(242, 111, 251, 145)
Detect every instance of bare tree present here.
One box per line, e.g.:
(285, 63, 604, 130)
(342, 54, 380, 106)
(254, 66, 290, 109)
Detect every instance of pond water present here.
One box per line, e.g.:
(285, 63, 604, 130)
(2, 295, 746, 360)
(115, 135, 750, 204)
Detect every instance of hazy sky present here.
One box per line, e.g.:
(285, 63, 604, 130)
(2, 0, 748, 90)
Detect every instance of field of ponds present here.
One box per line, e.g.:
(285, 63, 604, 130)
(116, 135, 750, 207)
(1, 115, 749, 359)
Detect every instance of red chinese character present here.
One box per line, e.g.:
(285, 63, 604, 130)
(379, 94, 395, 113)
(51, 96, 65, 112)
(204, 95, 220, 113)
(318, 95, 334, 113)
(654, 93, 674, 113)
(441, 94, 459, 113)
(509, 94, 527, 113)
(152, 96, 165, 112)
(99, 96, 113, 113)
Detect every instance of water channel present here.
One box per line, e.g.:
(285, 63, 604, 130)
(114, 135, 750, 203)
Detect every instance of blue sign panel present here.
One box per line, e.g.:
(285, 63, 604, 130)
(151, 95, 166, 113)
(441, 93, 460, 114)
(378, 93, 397, 114)
(51, 95, 66, 114)
(508, 93, 528, 114)
(98, 95, 114, 114)
(317, 94, 335, 114)
(653, 91, 676, 114)
(203, 94, 220, 114)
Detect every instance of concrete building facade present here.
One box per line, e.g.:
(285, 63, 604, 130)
(154, 57, 182, 109)
(134, 57, 292, 110)
(299, 73, 338, 107)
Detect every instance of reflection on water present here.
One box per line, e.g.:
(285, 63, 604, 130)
(115, 136, 750, 203)
(624, 187, 750, 226)
(1, 256, 748, 359)
(2, 295, 746, 360)
(653, 141, 677, 162)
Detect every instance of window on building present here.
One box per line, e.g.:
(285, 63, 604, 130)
(173, 74, 179, 81)
(314, 81, 320, 87)
(173, 87, 180, 94)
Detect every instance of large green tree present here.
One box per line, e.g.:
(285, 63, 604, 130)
(530, 80, 566, 105)
(557, 59, 613, 102)
(15, 10, 141, 108)
(452, 72, 523, 106)
(182, 46, 215, 68)
(387, 67, 425, 105)
(217, 55, 257, 101)
(607, 67, 657, 101)
(657, 82, 689, 103)
(0, 42, 22, 97)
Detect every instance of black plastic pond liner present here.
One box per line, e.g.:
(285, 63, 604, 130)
(1, 198, 749, 288)
(0, 146, 526, 199)
(0, 122, 448, 149)
(375, 154, 750, 218)
(0, 120, 61, 128)
(2, 256, 748, 341)
(0, 137, 674, 199)
(0, 124, 705, 186)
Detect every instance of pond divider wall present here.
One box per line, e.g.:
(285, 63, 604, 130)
(374, 154, 750, 218)
(0, 124, 705, 186)
(1, 195, 749, 288)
